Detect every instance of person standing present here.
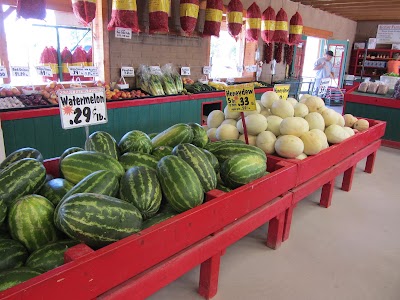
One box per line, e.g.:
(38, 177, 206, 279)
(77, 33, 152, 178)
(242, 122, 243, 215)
(387, 53, 400, 75)
(313, 50, 335, 95)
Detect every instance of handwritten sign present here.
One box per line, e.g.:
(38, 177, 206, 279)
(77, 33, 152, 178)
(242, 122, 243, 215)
(57, 87, 108, 130)
(273, 84, 291, 100)
(203, 66, 212, 75)
(35, 66, 53, 77)
(237, 66, 244, 73)
(377, 24, 400, 44)
(11, 66, 30, 77)
(245, 65, 257, 73)
(225, 83, 257, 112)
(84, 66, 99, 77)
(68, 66, 85, 77)
(0, 66, 8, 78)
(115, 27, 132, 39)
(121, 66, 135, 77)
(181, 67, 191, 76)
(317, 78, 330, 98)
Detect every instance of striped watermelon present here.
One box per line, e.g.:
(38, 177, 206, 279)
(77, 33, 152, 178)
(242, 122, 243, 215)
(205, 142, 266, 163)
(0, 223, 10, 239)
(0, 158, 46, 207)
(57, 193, 142, 249)
(172, 144, 217, 192)
(60, 147, 84, 162)
(85, 131, 120, 160)
(39, 178, 74, 206)
(142, 206, 177, 229)
(0, 200, 6, 227)
(0, 239, 29, 271)
(148, 133, 158, 139)
(60, 151, 124, 184)
(201, 149, 220, 173)
(119, 152, 158, 171)
(152, 146, 173, 160)
(204, 140, 245, 152)
(152, 123, 194, 148)
(220, 153, 267, 189)
(0, 267, 41, 292)
(0, 148, 43, 170)
(188, 123, 209, 148)
(156, 156, 204, 213)
(8, 195, 58, 252)
(216, 183, 231, 193)
(25, 240, 79, 273)
(120, 166, 162, 219)
(118, 130, 153, 154)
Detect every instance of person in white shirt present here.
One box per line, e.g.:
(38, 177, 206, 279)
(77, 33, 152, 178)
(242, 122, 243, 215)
(313, 50, 335, 95)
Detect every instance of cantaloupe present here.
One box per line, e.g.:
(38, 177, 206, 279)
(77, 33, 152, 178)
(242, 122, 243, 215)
(221, 119, 237, 126)
(299, 94, 311, 103)
(239, 134, 257, 145)
(294, 103, 309, 118)
(353, 119, 369, 131)
(271, 99, 295, 119)
(343, 127, 355, 137)
(207, 128, 217, 141)
(344, 114, 357, 127)
(304, 96, 325, 112)
(245, 114, 268, 135)
(296, 153, 308, 160)
(216, 124, 240, 140)
(305, 112, 325, 131)
(317, 105, 328, 114)
(325, 125, 350, 144)
(287, 97, 298, 107)
(300, 131, 323, 155)
(310, 129, 329, 150)
(275, 135, 305, 159)
(261, 91, 280, 109)
(337, 113, 345, 127)
(223, 106, 240, 120)
(244, 102, 262, 116)
(321, 109, 338, 127)
(207, 110, 225, 128)
(280, 117, 309, 137)
(260, 108, 271, 117)
(237, 119, 244, 134)
(256, 131, 277, 154)
(266, 115, 283, 137)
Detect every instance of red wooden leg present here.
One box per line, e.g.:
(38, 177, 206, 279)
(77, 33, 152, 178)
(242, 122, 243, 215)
(341, 165, 356, 192)
(320, 180, 334, 208)
(282, 205, 295, 242)
(365, 151, 377, 174)
(198, 254, 221, 299)
(266, 211, 285, 249)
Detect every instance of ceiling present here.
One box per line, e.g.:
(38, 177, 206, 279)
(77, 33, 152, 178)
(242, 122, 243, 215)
(291, 0, 400, 21)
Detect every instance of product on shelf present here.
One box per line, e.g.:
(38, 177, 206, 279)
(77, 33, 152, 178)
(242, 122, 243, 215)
(358, 81, 369, 93)
(0, 97, 25, 109)
(377, 83, 389, 95)
(366, 81, 379, 93)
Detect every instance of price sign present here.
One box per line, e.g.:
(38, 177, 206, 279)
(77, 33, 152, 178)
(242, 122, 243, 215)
(245, 65, 257, 73)
(225, 83, 257, 112)
(150, 66, 162, 75)
(68, 66, 85, 77)
(121, 66, 135, 77)
(317, 78, 331, 98)
(273, 84, 291, 100)
(180, 67, 191, 76)
(11, 66, 30, 77)
(84, 66, 99, 77)
(115, 27, 132, 39)
(0, 66, 8, 78)
(58, 87, 108, 130)
(203, 66, 212, 75)
(35, 66, 53, 77)
(237, 66, 244, 73)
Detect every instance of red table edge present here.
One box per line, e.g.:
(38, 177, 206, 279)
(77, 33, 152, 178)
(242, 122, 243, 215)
(381, 139, 400, 150)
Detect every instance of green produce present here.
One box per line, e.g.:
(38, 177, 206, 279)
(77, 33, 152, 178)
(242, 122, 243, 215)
(157, 155, 204, 213)
(205, 142, 266, 163)
(0, 158, 46, 207)
(216, 183, 231, 192)
(172, 74, 184, 93)
(57, 193, 142, 249)
(60, 151, 124, 184)
(60, 147, 84, 162)
(39, 178, 74, 206)
(85, 131, 120, 160)
(142, 207, 177, 229)
(0, 200, 6, 227)
(148, 133, 158, 139)
(383, 72, 400, 77)
(0, 223, 10, 239)
(120, 166, 162, 219)
(152, 146, 173, 160)
(172, 144, 217, 192)
(0, 239, 29, 271)
(161, 74, 178, 95)
(118, 130, 152, 154)
(204, 140, 244, 153)
(45, 174, 54, 182)
(142, 74, 165, 96)
(0, 148, 43, 170)
(201, 149, 220, 173)
(119, 152, 158, 171)
(0, 267, 41, 292)
(8, 195, 58, 252)
(152, 123, 194, 148)
(188, 123, 209, 148)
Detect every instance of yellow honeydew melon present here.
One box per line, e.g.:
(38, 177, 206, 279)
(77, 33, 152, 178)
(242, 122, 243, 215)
(243, 102, 262, 116)
(321, 108, 339, 127)
(317, 105, 328, 114)
(256, 131, 277, 154)
(305, 112, 325, 131)
(296, 153, 308, 160)
(236, 119, 244, 134)
(310, 129, 329, 150)
(294, 103, 309, 118)
(239, 134, 257, 145)
(336, 113, 345, 127)
(325, 125, 350, 144)
(223, 106, 240, 120)
(260, 108, 271, 117)
(343, 127, 355, 137)
(344, 114, 357, 127)
(257, 100, 265, 109)
(266, 115, 283, 137)
(304, 96, 325, 112)
(299, 94, 311, 103)
(261, 91, 280, 109)
(271, 99, 295, 119)
(221, 119, 238, 126)
(353, 119, 369, 131)
(300, 131, 323, 155)
(216, 124, 240, 141)
(287, 97, 298, 107)
(245, 114, 268, 135)
(207, 110, 225, 128)
(275, 135, 305, 159)
(207, 128, 217, 141)
(202, 125, 209, 131)
(280, 117, 309, 137)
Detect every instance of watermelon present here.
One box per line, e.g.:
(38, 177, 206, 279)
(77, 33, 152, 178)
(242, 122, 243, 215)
(119, 152, 158, 171)
(201, 149, 220, 173)
(8, 195, 58, 252)
(188, 123, 209, 148)
(39, 178, 74, 206)
(152, 123, 194, 148)
(60, 151, 124, 184)
(142, 206, 177, 229)
(220, 153, 267, 189)
(0, 223, 10, 239)
(156, 156, 204, 213)
(0, 148, 43, 170)
(148, 133, 158, 139)
(0, 158, 46, 207)
(172, 144, 217, 192)
(0, 200, 6, 227)
(204, 140, 245, 153)
(120, 166, 162, 219)
(216, 183, 231, 192)
(152, 146, 172, 160)
(205, 142, 266, 163)
(60, 147, 84, 162)
(0, 267, 42, 292)
(25, 240, 79, 273)
(118, 130, 152, 154)
(0, 239, 29, 271)
(57, 193, 142, 249)
(85, 131, 120, 160)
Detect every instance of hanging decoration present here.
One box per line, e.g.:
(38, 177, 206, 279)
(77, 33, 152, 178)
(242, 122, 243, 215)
(272, 8, 288, 64)
(261, 6, 275, 44)
(284, 44, 294, 65)
(61, 47, 73, 82)
(87, 48, 93, 67)
(264, 43, 273, 64)
(245, 2, 261, 42)
(180, 0, 200, 34)
(72, 0, 97, 26)
(149, 0, 170, 34)
(289, 12, 303, 45)
(203, 0, 223, 37)
(17, 0, 46, 20)
(274, 43, 283, 63)
(227, 0, 243, 39)
(107, 0, 139, 32)
(39, 47, 59, 82)
(72, 46, 88, 81)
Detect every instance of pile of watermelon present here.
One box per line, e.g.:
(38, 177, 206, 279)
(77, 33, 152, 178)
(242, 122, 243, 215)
(0, 123, 268, 291)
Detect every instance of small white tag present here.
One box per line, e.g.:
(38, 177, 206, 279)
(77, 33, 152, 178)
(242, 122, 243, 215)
(68, 66, 85, 76)
(0, 66, 8, 78)
(203, 66, 212, 75)
(181, 67, 191, 76)
(35, 66, 53, 77)
(84, 66, 99, 77)
(121, 66, 135, 77)
(11, 66, 30, 77)
(115, 27, 132, 39)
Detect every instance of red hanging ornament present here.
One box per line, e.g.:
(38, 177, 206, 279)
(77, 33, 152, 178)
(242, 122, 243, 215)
(284, 44, 294, 65)
(227, 0, 243, 39)
(61, 47, 72, 81)
(264, 43, 273, 64)
(289, 12, 303, 45)
(203, 0, 223, 37)
(275, 43, 283, 63)
(180, 0, 200, 35)
(272, 8, 288, 44)
(246, 2, 261, 42)
(261, 6, 275, 44)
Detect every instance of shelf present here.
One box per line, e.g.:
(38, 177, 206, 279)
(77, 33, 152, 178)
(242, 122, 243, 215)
(357, 58, 392, 61)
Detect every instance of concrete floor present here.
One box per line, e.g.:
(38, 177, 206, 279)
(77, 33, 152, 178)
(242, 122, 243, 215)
(149, 146, 400, 300)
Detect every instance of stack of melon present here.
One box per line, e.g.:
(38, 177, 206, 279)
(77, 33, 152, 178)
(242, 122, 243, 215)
(205, 91, 370, 160)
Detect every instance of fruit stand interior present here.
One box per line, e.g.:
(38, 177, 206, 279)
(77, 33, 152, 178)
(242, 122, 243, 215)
(0, 0, 400, 299)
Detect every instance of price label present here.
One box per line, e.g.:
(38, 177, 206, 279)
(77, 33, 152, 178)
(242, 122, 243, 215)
(150, 66, 162, 75)
(273, 84, 291, 100)
(203, 66, 212, 75)
(11, 66, 30, 77)
(236, 66, 244, 73)
(245, 65, 257, 73)
(35, 66, 53, 77)
(68, 66, 85, 76)
(84, 66, 99, 77)
(317, 78, 331, 97)
(58, 87, 108, 130)
(180, 67, 191, 76)
(0, 66, 8, 78)
(225, 83, 257, 112)
(121, 66, 135, 77)
(115, 27, 132, 39)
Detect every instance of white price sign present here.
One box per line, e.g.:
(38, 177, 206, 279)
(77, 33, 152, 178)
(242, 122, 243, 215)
(11, 66, 30, 77)
(0, 66, 8, 78)
(35, 66, 53, 77)
(245, 65, 257, 72)
(57, 87, 108, 130)
(68, 66, 85, 76)
(150, 66, 162, 75)
(181, 67, 191, 76)
(121, 66, 135, 77)
(203, 66, 212, 75)
(84, 66, 99, 77)
(237, 66, 244, 73)
(115, 27, 132, 39)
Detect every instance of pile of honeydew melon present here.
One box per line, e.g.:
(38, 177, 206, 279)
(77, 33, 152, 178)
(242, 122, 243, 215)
(204, 92, 370, 160)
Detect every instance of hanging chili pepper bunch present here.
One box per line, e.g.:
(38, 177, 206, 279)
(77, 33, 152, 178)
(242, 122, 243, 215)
(246, 2, 261, 42)
(261, 6, 275, 64)
(284, 44, 294, 65)
(107, 0, 139, 33)
(227, 0, 243, 39)
(203, 0, 223, 37)
(180, 0, 200, 35)
(39, 47, 59, 82)
(71, 0, 97, 26)
(272, 8, 289, 64)
(149, 0, 170, 34)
